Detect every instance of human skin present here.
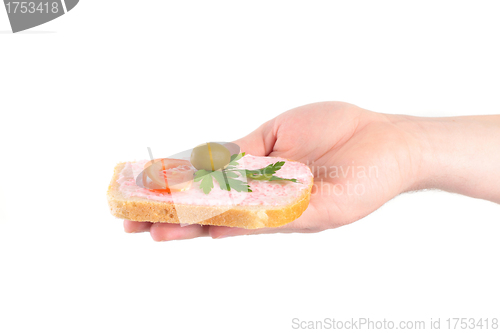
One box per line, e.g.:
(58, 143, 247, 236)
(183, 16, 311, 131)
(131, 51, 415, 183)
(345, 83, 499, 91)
(124, 102, 500, 241)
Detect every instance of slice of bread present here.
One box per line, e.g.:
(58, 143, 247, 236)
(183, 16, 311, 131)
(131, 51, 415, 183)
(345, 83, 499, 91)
(107, 155, 313, 229)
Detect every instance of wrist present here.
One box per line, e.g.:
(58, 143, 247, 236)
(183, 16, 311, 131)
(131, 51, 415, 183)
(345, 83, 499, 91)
(393, 114, 500, 203)
(396, 115, 455, 191)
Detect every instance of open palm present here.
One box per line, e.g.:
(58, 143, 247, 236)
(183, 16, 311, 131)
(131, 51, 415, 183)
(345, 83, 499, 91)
(125, 102, 420, 240)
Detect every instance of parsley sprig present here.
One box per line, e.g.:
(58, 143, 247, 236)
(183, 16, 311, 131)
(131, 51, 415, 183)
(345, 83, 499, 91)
(193, 152, 298, 194)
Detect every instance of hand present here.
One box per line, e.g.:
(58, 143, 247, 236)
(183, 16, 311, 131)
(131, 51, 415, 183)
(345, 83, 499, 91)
(124, 101, 427, 241)
(125, 102, 500, 240)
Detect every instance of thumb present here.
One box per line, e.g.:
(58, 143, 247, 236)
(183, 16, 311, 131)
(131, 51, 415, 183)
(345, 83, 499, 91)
(232, 118, 277, 157)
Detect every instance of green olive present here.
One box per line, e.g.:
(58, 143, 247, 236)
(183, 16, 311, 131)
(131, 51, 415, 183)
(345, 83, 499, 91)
(190, 142, 231, 171)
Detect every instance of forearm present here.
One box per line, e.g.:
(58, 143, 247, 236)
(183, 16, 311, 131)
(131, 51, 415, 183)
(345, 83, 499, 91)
(399, 114, 500, 204)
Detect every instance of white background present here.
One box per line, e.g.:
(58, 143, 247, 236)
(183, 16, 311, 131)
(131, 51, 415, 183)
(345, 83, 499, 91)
(1, 1, 499, 332)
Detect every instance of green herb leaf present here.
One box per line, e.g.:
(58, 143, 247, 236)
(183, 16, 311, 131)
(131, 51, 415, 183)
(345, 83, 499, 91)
(211, 170, 252, 192)
(199, 173, 214, 194)
(226, 177, 252, 192)
(211, 171, 230, 191)
(244, 161, 286, 180)
(228, 152, 245, 166)
(223, 170, 239, 178)
(245, 170, 274, 181)
(192, 152, 298, 194)
(269, 175, 298, 182)
(194, 169, 211, 182)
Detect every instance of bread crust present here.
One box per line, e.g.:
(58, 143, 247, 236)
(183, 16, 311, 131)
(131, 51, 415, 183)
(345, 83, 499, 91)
(107, 162, 313, 229)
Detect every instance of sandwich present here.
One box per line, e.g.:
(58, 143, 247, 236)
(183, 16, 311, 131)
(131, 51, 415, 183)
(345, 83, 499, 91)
(107, 143, 313, 229)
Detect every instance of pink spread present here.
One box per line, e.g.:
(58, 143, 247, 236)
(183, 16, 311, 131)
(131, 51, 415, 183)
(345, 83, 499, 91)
(117, 154, 313, 206)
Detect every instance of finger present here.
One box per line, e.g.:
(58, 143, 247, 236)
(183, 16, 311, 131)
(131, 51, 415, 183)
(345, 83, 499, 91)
(208, 198, 324, 239)
(232, 118, 277, 156)
(149, 223, 209, 242)
(124, 220, 152, 233)
(208, 223, 304, 239)
(208, 225, 271, 239)
(208, 219, 303, 239)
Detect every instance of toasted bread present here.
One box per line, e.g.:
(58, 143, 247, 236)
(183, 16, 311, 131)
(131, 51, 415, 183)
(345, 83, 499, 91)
(107, 155, 313, 229)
